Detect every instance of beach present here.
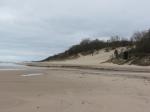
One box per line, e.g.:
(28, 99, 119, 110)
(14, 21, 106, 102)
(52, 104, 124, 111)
(0, 63, 150, 112)
(1, 0, 150, 111)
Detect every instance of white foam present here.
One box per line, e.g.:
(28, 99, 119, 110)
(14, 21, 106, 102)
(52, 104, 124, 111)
(21, 73, 43, 77)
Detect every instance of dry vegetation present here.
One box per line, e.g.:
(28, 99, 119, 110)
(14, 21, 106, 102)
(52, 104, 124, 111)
(43, 29, 150, 66)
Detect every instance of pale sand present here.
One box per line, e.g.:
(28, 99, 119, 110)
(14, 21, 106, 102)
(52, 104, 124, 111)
(25, 49, 150, 72)
(0, 67, 150, 112)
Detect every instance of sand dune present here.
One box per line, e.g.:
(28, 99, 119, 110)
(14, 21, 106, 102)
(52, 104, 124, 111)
(26, 49, 150, 72)
(47, 49, 114, 65)
(1, 49, 150, 112)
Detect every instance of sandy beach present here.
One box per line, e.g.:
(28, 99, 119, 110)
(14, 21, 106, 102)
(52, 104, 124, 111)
(1, 0, 150, 111)
(0, 64, 150, 112)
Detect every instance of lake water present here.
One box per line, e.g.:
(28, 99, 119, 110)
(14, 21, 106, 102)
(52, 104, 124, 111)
(0, 62, 27, 70)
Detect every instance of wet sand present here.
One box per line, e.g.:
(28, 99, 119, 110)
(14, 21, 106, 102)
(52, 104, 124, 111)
(0, 66, 150, 112)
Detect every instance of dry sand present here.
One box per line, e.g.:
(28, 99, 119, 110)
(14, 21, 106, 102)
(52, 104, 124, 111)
(0, 66, 150, 112)
(1, 49, 150, 112)
(26, 49, 150, 72)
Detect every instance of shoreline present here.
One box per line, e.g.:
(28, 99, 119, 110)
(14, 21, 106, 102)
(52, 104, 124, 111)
(0, 64, 150, 112)
(24, 62, 150, 73)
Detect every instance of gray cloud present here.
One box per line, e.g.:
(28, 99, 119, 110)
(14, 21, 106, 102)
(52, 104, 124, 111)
(0, 0, 150, 61)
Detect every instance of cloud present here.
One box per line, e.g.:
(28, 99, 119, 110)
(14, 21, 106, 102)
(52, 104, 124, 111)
(0, 0, 150, 61)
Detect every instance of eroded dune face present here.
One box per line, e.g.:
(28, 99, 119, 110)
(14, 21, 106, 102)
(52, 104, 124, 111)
(42, 47, 128, 65)
(44, 49, 114, 65)
(0, 66, 150, 112)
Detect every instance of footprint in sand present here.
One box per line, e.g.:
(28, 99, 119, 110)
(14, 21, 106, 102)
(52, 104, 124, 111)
(36, 106, 40, 110)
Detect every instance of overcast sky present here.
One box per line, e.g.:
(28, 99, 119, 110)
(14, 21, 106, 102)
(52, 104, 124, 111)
(0, 0, 150, 62)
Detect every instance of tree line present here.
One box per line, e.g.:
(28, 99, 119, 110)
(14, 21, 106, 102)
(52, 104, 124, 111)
(43, 29, 150, 61)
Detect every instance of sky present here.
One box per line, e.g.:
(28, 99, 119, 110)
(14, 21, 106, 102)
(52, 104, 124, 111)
(0, 0, 150, 62)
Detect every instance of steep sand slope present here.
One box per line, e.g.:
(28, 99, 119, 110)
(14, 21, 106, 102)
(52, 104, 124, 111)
(50, 49, 114, 65)
(26, 49, 150, 72)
